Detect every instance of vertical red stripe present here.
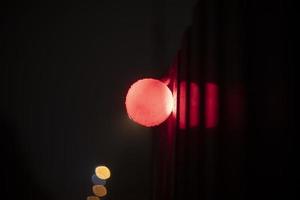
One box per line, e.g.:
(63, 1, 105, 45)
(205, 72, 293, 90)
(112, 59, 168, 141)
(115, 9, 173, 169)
(205, 83, 219, 128)
(179, 82, 186, 129)
(189, 82, 200, 128)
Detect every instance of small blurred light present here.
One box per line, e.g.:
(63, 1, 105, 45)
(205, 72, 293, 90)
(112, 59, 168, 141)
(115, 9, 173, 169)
(95, 165, 111, 180)
(92, 174, 106, 185)
(92, 185, 107, 197)
(86, 196, 100, 200)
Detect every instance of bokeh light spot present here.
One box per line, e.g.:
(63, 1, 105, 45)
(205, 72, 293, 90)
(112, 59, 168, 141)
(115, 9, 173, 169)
(92, 185, 107, 197)
(87, 196, 100, 200)
(95, 166, 111, 180)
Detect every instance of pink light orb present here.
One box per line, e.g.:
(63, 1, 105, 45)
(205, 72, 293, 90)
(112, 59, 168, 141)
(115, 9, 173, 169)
(125, 78, 173, 127)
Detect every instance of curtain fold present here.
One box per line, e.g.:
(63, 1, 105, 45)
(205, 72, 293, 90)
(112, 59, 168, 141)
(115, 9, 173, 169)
(153, 0, 293, 199)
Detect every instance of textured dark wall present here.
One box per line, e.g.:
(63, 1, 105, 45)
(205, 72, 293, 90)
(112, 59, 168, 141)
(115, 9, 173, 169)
(154, 0, 295, 200)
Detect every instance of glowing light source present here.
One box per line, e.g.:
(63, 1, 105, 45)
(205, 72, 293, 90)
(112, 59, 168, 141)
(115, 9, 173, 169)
(92, 185, 107, 197)
(87, 196, 100, 200)
(95, 166, 111, 180)
(125, 78, 174, 127)
(92, 174, 106, 185)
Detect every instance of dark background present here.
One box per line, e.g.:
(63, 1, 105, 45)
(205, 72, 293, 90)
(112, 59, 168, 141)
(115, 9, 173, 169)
(153, 1, 297, 200)
(0, 0, 197, 200)
(1, 1, 297, 200)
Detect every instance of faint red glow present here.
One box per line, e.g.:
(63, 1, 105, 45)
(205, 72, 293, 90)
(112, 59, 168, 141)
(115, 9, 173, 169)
(172, 81, 177, 118)
(189, 82, 200, 128)
(165, 76, 177, 147)
(161, 77, 171, 85)
(179, 81, 186, 129)
(205, 83, 219, 128)
(179, 81, 200, 129)
(226, 85, 245, 131)
(125, 78, 173, 127)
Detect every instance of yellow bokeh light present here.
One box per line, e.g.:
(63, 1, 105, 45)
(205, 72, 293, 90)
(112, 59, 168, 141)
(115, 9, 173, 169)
(86, 196, 100, 200)
(95, 166, 111, 180)
(92, 185, 107, 197)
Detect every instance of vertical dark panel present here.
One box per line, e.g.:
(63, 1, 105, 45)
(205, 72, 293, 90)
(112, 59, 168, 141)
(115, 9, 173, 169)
(154, 0, 294, 200)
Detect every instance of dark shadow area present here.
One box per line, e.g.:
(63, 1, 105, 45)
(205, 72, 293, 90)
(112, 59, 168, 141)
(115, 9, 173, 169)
(0, 114, 53, 200)
(0, 0, 196, 200)
(154, 0, 296, 200)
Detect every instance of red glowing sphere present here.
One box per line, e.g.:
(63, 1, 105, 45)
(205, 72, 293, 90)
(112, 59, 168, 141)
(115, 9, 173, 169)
(125, 78, 173, 127)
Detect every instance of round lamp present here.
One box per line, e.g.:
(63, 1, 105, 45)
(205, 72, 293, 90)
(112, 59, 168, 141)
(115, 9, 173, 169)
(125, 78, 173, 127)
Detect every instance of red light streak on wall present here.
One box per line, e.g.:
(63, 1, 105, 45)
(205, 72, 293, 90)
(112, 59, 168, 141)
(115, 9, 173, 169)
(179, 81, 187, 129)
(179, 81, 200, 129)
(189, 82, 200, 128)
(172, 79, 177, 119)
(205, 83, 219, 128)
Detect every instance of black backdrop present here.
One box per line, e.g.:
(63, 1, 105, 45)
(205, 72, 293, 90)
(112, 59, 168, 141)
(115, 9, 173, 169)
(0, 0, 196, 200)
(1, 0, 296, 200)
